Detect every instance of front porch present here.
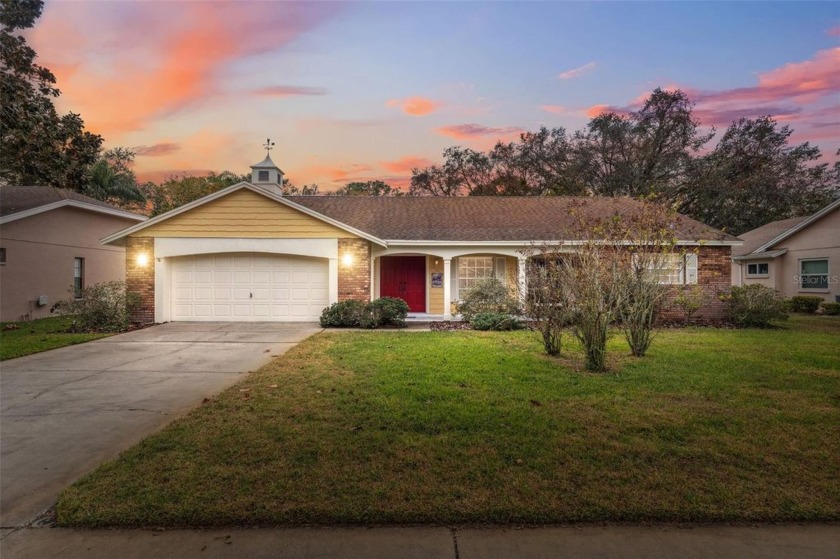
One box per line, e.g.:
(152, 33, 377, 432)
(370, 250, 528, 319)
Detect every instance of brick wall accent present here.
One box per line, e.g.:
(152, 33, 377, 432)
(660, 246, 732, 322)
(338, 238, 371, 303)
(126, 237, 155, 324)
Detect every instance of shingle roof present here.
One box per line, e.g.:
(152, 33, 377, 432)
(732, 216, 809, 256)
(288, 196, 737, 242)
(0, 186, 130, 217)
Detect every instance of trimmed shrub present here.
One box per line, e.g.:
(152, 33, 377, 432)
(789, 295, 824, 314)
(820, 302, 840, 316)
(728, 285, 788, 327)
(456, 278, 520, 322)
(319, 300, 366, 328)
(56, 281, 139, 332)
(361, 297, 409, 329)
(471, 312, 525, 331)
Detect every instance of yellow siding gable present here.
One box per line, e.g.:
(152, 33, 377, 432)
(133, 188, 357, 239)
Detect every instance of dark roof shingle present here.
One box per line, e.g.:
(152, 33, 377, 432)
(288, 196, 736, 242)
(731, 216, 809, 256)
(0, 186, 130, 217)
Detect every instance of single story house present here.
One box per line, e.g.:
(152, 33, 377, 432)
(0, 186, 147, 322)
(103, 156, 740, 324)
(732, 199, 839, 302)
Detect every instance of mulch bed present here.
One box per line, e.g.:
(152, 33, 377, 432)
(429, 321, 473, 331)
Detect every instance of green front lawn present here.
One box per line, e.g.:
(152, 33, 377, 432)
(0, 316, 111, 360)
(58, 316, 840, 526)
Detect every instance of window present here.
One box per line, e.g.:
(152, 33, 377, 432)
(0, 247, 5, 264)
(74, 257, 84, 298)
(746, 262, 769, 277)
(457, 257, 496, 293)
(257, 170, 269, 182)
(800, 259, 828, 290)
(643, 253, 698, 285)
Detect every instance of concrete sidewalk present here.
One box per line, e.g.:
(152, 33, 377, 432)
(1, 524, 838, 558)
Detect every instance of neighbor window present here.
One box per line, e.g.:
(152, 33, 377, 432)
(74, 257, 85, 298)
(800, 259, 828, 290)
(0, 247, 5, 264)
(457, 257, 496, 293)
(746, 262, 769, 277)
(644, 253, 698, 285)
(258, 170, 269, 181)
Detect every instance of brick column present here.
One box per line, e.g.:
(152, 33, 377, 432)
(337, 238, 371, 303)
(695, 245, 732, 321)
(126, 237, 155, 324)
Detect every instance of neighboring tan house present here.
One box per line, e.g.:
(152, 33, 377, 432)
(732, 199, 840, 302)
(0, 186, 147, 322)
(102, 155, 740, 324)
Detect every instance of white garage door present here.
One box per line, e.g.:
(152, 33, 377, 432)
(171, 253, 329, 321)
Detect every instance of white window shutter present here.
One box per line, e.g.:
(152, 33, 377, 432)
(685, 253, 698, 284)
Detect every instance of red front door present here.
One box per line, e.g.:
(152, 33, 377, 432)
(380, 256, 426, 312)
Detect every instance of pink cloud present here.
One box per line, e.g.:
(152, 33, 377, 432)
(693, 47, 839, 106)
(557, 62, 596, 80)
(134, 142, 181, 157)
(29, 2, 341, 138)
(386, 96, 442, 116)
(253, 85, 328, 97)
(582, 47, 839, 136)
(540, 105, 567, 114)
(380, 156, 435, 174)
(585, 104, 613, 118)
(437, 123, 524, 140)
(826, 26, 840, 37)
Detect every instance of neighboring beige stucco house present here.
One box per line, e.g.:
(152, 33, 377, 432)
(732, 199, 840, 302)
(0, 187, 147, 322)
(102, 155, 741, 324)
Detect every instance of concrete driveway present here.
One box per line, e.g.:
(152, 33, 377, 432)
(0, 322, 321, 528)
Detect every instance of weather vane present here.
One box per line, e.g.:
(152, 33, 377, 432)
(263, 138, 275, 155)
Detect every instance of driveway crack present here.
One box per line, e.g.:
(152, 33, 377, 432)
(26, 345, 190, 401)
(451, 528, 460, 559)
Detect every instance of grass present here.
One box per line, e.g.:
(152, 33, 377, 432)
(57, 315, 840, 527)
(0, 316, 111, 360)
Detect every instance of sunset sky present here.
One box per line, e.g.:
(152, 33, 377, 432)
(28, 1, 840, 190)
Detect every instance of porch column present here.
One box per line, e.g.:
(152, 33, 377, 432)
(518, 256, 528, 308)
(443, 258, 452, 320)
(328, 257, 338, 304)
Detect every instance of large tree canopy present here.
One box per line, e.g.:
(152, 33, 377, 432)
(409, 88, 838, 233)
(141, 171, 248, 216)
(574, 88, 713, 198)
(409, 128, 583, 196)
(86, 148, 145, 208)
(674, 116, 838, 235)
(0, 0, 103, 191)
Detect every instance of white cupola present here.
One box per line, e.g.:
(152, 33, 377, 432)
(250, 139, 284, 196)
